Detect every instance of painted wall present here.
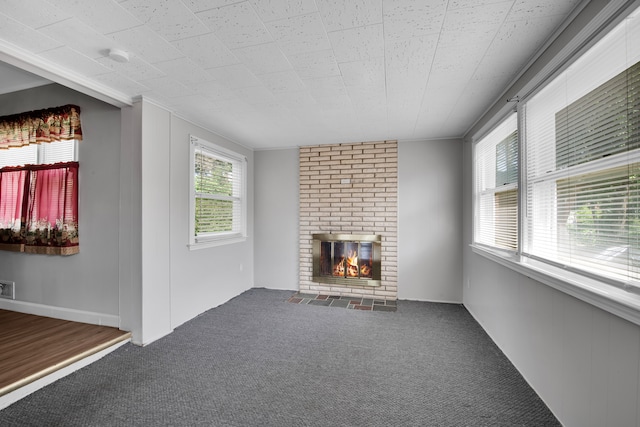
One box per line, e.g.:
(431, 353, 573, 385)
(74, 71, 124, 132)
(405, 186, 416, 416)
(253, 141, 464, 303)
(0, 90, 255, 344)
(121, 99, 256, 343)
(118, 103, 141, 337)
(169, 114, 255, 329)
(0, 84, 121, 322)
(139, 100, 172, 344)
(462, 2, 640, 426)
(463, 140, 640, 426)
(398, 139, 462, 302)
(254, 149, 298, 290)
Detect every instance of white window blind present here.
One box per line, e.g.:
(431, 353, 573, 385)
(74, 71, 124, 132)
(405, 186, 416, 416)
(0, 139, 77, 168)
(189, 135, 247, 248)
(41, 139, 77, 164)
(523, 8, 640, 285)
(0, 144, 37, 168)
(474, 113, 518, 250)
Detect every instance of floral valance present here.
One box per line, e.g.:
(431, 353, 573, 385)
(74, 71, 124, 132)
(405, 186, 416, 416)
(0, 104, 82, 150)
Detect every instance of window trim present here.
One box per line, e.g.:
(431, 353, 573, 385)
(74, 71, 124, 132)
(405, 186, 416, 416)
(188, 135, 247, 250)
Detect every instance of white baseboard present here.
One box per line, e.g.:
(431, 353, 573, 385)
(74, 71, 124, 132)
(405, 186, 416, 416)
(398, 297, 464, 304)
(0, 338, 130, 410)
(0, 299, 119, 328)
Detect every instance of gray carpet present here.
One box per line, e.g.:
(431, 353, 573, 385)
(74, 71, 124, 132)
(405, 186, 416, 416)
(0, 288, 560, 426)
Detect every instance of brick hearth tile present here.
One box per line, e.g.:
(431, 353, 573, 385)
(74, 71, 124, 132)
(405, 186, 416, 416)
(354, 305, 372, 311)
(309, 299, 332, 306)
(328, 295, 341, 299)
(316, 295, 329, 300)
(297, 293, 317, 300)
(385, 300, 397, 306)
(287, 297, 303, 304)
(373, 300, 385, 305)
(329, 299, 349, 308)
(350, 300, 362, 305)
(361, 299, 374, 306)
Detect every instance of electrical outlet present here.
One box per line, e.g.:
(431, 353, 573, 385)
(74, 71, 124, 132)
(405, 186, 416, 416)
(0, 280, 15, 300)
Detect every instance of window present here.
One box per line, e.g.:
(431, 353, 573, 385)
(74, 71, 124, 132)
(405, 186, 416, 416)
(0, 104, 82, 255)
(189, 135, 247, 249)
(474, 113, 518, 250)
(471, 5, 640, 323)
(0, 139, 77, 168)
(523, 8, 640, 286)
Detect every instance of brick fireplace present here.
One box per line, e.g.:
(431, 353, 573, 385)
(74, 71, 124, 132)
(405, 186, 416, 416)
(299, 140, 398, 301)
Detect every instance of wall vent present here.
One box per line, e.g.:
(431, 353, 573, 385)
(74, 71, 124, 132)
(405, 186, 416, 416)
(0, 280, 15, 300)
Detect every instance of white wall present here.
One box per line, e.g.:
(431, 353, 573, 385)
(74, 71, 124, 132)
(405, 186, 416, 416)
(254, 149, 298, 290)
(0, 89, 255, 344)
(463, 140, 640, 425)
(398, 139, 463, 302)
(462, 2, 640, 426)
(169, 114, 255, 329)
(139, 100, 172, 344)
(253, 142, 463, 302)
(118, 103, 141, 337)
(0, 84, 121, 324)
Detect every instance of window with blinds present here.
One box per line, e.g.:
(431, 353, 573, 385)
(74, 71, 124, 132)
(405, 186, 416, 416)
(0, 139, 77, 168)
(189, 135, 247, 248)
(523, 8, 640, 285)
(474, 113, 518, 250)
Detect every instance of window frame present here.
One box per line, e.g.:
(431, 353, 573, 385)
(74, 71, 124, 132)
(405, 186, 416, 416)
(473, 112, 519, 252)
(471, 3, 640, 327)
(188, 135, 247, 250)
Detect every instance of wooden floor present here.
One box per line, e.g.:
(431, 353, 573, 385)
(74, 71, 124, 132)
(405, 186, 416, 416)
(0, 309, 131, 396)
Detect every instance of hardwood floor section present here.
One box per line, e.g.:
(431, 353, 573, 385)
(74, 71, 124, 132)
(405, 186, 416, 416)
(0, 309, 130, 396)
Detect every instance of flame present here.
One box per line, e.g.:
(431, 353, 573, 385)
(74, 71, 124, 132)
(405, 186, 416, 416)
(360, 263, 372, 277)
(332, 249, 372, 278)
(346, 250, 358, 277)
(333, 257, 345, 276)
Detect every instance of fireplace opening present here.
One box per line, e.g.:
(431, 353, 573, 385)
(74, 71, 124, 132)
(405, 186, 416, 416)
(313, 234, 381, 287)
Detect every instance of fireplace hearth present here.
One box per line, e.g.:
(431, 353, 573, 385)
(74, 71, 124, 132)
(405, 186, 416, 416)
(312, 234, 381, 287)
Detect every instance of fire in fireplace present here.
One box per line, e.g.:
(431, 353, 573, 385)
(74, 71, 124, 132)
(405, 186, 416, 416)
(313, 234, 381, 287)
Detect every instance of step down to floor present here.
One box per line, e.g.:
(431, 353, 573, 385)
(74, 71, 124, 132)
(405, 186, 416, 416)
(0, 332, 131, 410)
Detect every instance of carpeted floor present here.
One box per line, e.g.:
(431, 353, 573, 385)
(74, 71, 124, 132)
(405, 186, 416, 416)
(0, 288, 560, 426)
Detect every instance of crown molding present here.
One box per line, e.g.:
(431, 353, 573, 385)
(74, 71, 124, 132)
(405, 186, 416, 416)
(0, 41, 133, 108)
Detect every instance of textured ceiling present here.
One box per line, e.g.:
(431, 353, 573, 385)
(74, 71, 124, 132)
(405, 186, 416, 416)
(0, 0, 581, 149)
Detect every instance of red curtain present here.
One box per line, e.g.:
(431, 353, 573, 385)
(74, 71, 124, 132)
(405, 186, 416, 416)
(0, 162, 79, 255)
(0, 168, 27, 251)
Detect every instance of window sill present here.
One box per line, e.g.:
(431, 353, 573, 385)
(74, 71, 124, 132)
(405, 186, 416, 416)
(188, 234, 246, 250)
(470, 244, 640, 327)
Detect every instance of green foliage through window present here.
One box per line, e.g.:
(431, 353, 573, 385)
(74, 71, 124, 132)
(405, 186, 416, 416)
(195, 153, 233, 197)
(495, 131, 518, 186)
(195, 198, 234, 234)
(559, 164, 640, 252)
(193, 149, 241, 237)
(555, 61, 640, 169)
